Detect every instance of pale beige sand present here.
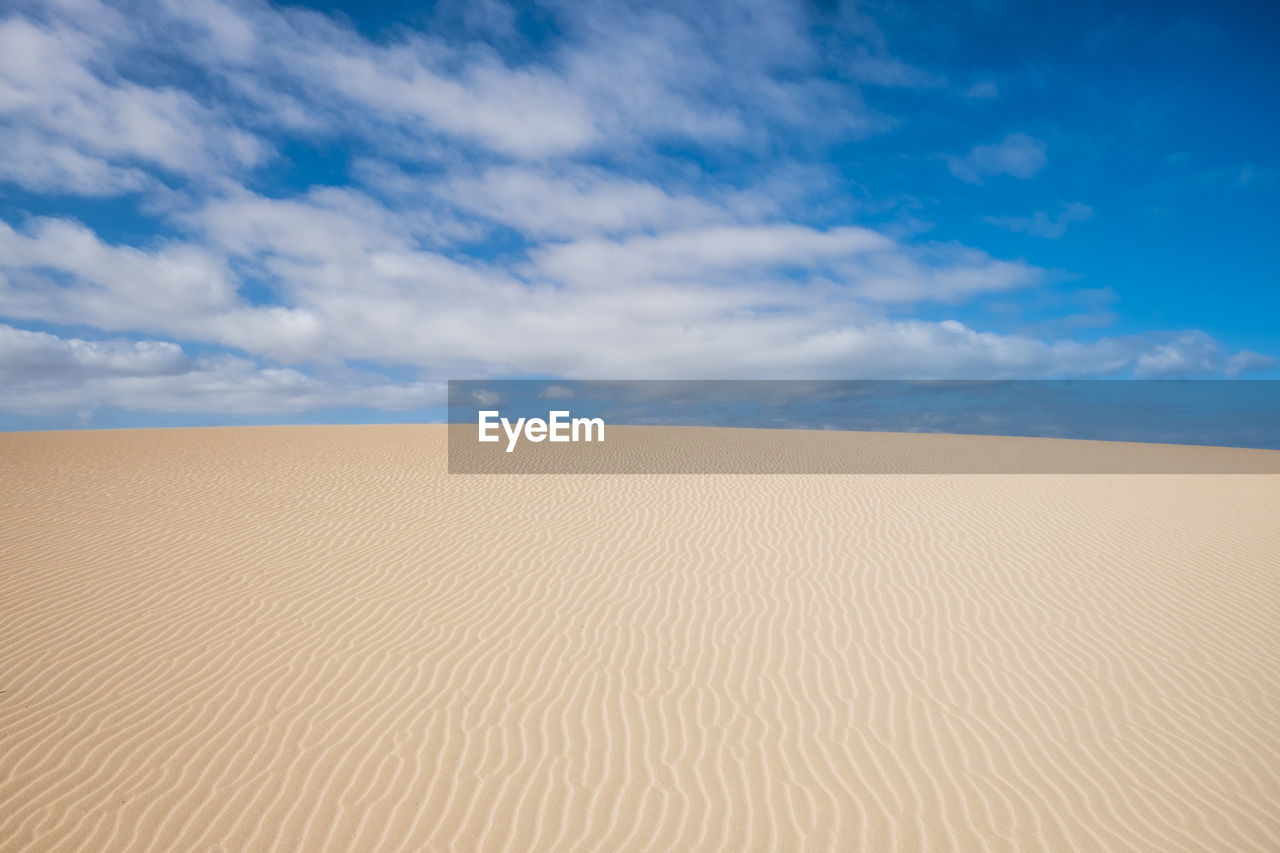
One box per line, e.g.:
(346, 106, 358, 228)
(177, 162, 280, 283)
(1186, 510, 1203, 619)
(2, 425, 1279, 852)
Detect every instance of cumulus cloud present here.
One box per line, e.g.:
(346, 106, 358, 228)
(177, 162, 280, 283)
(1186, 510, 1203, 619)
(0, 325, 440, 416)
(0, 324, 189, 381)
(1224, 350, 1279, 378)
(0, 217, 237, 334)
(0, 11, 265, 195)
(947, 133, 1048, 183)
(1120, 335, 1274, 379)
(1133, 331, 1228, 378)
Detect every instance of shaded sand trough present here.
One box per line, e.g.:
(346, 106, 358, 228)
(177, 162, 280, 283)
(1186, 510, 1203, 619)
(2, 425, 1279, 851)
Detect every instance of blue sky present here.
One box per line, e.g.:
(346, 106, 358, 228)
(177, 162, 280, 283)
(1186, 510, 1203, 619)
(1, 0, 1277, 429)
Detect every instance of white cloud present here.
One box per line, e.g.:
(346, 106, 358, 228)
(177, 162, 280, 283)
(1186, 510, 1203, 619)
(2, 319, 1259, 422)
(289, 36, 600, 158)
(551, 0, 884, 148)
(529, 226, 1040, 305)
(1224, 350, 1278, 378)
(437, 165, 724, 239)
(0, 217, 237, 333)
(186, 187, 423, 260)
(1132, 331, 1225, 378)
(531, 223, 893, 285)
(135, 0, 886, 160)
(0, 323, 189, 381)
(0, 127, 154, 195)
(0, 324, 440, 415)
(947, 133, 1048, 183)
(1, 197, 1263, 405)
(0, 12, 266, 193)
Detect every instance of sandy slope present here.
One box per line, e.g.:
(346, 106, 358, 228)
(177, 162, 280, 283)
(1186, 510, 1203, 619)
(2, 425, 1278, 852)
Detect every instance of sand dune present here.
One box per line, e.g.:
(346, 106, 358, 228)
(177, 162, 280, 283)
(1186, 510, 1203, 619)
(2, 425, 1279, 851)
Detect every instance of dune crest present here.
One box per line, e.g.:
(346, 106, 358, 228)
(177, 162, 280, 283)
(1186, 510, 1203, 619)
(2, 425, 1278, 851)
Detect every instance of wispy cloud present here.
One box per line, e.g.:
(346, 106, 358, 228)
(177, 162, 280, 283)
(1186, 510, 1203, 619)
(964, 81, 998, 99)
(984, 202, 1094, 239)
(947, 133, 1048, 183)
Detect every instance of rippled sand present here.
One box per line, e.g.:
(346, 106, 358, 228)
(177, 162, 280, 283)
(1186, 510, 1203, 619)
(2, 425, 1278, 851)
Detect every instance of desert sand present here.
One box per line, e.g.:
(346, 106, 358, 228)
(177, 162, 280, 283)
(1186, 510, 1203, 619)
(2, 424, 1278, 852)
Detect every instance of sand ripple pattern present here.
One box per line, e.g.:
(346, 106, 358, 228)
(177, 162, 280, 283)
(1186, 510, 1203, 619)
(2, 425, 1278, 851)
